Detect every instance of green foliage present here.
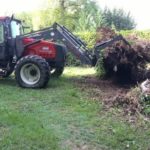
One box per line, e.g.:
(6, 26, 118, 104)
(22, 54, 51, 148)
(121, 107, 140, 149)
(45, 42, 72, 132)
(140, 95, 150, 116)
(96, 53, 106, 78)
(66, 52, 82, 66)
(102, 8, 136, 31)
(75, 32, 96, 48)
(73, 0, 103, 32)
(66, 32, 96, 66)
(16, 0, 104, 32)
(37, 1, 76, 30)
(16, 12, 33, 33)
(120, 30, 150, 39)
(16, 0, 137, 33)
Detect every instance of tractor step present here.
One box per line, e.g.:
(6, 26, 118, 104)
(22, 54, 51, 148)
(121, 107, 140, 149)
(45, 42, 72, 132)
(0, 70, 6, 76)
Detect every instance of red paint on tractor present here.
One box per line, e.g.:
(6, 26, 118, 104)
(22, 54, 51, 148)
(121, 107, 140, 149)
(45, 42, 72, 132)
(22, 37, 35, 44)
(23, 37, 56, 59)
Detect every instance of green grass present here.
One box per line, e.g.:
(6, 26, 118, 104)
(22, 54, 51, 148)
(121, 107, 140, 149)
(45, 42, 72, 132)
(0, 67, 150, 150)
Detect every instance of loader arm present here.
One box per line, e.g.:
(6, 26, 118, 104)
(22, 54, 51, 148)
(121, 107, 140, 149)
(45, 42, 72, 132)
(21, 23, 131, 66)
(23, 23, 93, 65)
(94, 35, 131, 59)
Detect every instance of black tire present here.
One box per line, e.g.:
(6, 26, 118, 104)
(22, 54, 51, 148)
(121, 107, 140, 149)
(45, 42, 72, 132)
(51, 67, 64, 77)
(15, 55, 50, 88)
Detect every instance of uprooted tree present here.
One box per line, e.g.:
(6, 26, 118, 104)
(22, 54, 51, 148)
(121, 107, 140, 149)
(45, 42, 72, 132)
(96, 27, 150, 84)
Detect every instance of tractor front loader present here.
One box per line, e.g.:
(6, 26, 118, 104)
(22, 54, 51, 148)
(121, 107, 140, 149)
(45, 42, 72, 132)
(0, 16, 130, 88)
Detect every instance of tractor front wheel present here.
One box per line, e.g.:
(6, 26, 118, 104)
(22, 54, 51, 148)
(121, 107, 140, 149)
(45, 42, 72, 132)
(15, 55, 50, 88)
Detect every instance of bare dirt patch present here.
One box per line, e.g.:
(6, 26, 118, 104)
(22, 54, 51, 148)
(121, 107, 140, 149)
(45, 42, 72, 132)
(72, 76, 130, 103)
(72, 76, 148, 121)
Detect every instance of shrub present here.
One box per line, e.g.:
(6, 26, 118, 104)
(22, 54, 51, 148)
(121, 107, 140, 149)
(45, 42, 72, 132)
(96, 52, 106, 78)
(120, 30, 150, 39)
(66, 32, 96, 66)
(75, 32, 96, 49)
(66, 52, 82, 66)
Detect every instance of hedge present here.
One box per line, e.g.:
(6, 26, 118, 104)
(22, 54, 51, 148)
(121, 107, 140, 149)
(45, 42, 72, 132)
(66, 32, 96, 66)
(120, 30, 150, 39)
(66, 30, 150, 66)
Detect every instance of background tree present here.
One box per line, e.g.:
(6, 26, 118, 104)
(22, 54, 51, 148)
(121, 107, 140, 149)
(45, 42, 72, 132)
(32, 0, 104, 31)
(102, 8, 136, 31)
(33, 0, 77, 30)
(73, 0, 103, 32)
(16, 0, 136, 32)
(16, 12, 33, 32)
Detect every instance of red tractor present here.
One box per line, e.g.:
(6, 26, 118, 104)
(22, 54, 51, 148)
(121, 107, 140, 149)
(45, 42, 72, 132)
(0, 16, 130, 88)
(0, 16, 67, 88)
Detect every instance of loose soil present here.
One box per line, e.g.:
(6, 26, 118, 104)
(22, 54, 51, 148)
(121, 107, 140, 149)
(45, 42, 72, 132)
(72, 76, 130, 103)
(72, 76, 146, 121)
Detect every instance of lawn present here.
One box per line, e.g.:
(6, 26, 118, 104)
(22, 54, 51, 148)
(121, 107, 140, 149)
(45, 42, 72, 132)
(0, 67, 150, 150)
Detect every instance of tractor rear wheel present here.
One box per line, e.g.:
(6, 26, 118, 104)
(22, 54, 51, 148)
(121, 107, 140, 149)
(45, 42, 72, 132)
(15, 55, 50, 88)
(51, 67, 64, 77)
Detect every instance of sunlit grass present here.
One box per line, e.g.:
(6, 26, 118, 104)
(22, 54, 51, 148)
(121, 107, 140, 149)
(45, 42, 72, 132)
(63, 66, 96, 78)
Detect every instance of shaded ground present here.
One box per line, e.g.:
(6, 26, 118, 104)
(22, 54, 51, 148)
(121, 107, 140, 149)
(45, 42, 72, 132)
(0, 67, 149, 150)
(72, 76, 130, 101)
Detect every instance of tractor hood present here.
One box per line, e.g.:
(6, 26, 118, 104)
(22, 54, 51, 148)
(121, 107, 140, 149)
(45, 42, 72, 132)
(23, 37, 35, 45)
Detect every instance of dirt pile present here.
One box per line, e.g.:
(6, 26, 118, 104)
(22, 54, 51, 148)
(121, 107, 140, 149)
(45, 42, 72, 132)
(74, 76, 150, 119)
(96, 27, 150, 83)
(110, 87, 142, 115)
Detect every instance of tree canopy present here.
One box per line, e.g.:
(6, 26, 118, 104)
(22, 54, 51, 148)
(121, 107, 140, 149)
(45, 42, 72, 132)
(16, 0, 136, 32)
(102, 8, 136, 31)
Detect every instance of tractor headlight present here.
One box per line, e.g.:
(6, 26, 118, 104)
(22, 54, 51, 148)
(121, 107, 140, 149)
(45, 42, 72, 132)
(50, 32, 55, 36)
